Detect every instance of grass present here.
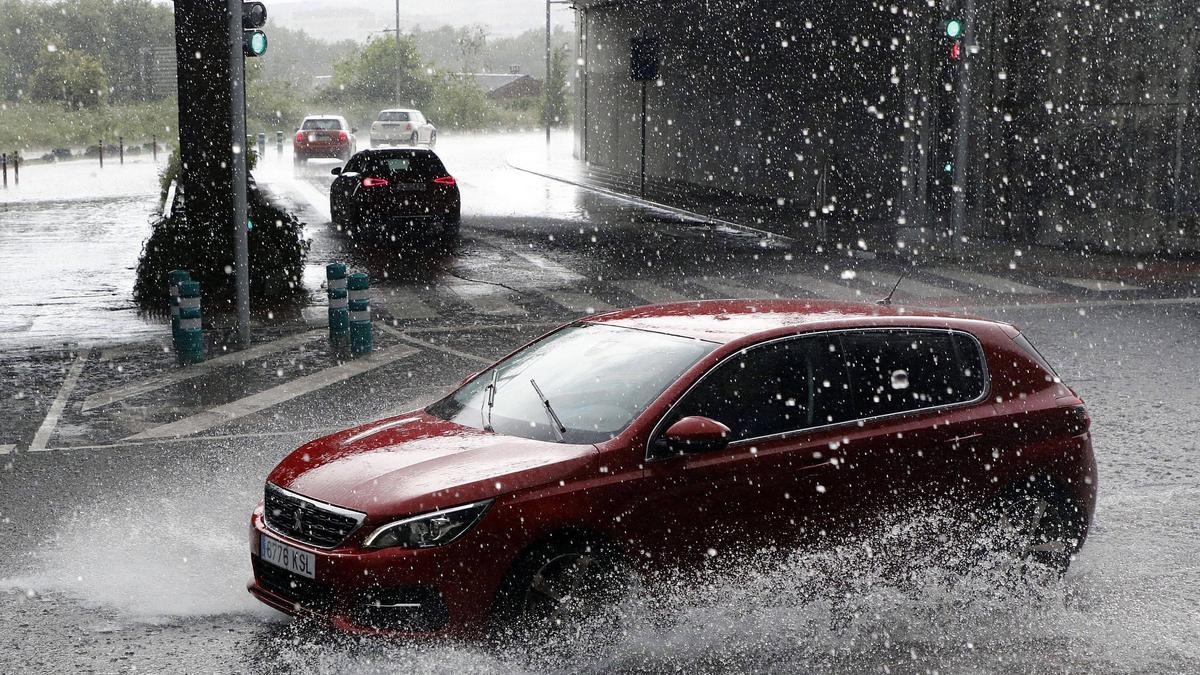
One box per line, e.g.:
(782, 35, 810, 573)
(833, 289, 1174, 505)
(0, 99, 179, 154)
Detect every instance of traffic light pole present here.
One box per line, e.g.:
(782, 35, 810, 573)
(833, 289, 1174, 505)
(228, 0, 251, 345)
(950, 0, 975, 257)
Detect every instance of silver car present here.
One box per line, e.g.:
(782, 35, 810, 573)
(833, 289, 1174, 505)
(369, 109, 437, 148)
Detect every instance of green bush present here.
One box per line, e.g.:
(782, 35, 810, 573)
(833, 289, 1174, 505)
(0, 99, 177, 151)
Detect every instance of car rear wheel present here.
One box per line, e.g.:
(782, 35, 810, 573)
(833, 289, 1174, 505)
(988, 478, 1086, 576)
(428, 131, 437, 148)
(410, 132, 420, 146)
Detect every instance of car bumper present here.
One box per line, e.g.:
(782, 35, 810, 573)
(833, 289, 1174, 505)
(295, 143, 349, 157)
(246, 507, 502, 636)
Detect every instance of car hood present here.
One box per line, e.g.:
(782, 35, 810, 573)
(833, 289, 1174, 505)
(267, 410, 598, 519)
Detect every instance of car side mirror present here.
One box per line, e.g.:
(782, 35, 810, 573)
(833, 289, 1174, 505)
(331, 167, 342, 175)
(351, 127, 358, 133)
(662, 416, 731, 453)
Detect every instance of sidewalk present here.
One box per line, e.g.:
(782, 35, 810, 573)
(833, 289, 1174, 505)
(505, 150, 1200, 288)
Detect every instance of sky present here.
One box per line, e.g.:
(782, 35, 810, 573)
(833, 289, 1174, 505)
(264, 0, 576, 41)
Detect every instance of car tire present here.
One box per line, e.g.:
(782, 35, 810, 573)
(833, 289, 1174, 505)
(442, 213, 460, 238)
(293, 154, 305, 169)
(410, 132, 420, 146)
(491, 534, 636, 644)
(428, 131, 437, 148)
(986, 476, 1087, 576)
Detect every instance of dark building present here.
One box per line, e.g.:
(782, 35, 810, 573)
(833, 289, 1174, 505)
(573, 0, 1200, 254)
(468, 71, 544, 101)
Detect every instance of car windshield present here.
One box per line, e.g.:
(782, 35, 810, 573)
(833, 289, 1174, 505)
(301, 119, 341, 130)
(428, 323, 717, 444)
(379, 111, 411, 121)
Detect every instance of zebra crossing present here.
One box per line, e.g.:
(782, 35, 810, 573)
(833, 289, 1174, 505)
(369, 248, 1158, 323)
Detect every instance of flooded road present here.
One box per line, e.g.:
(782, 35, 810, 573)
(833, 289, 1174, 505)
(1, 131, 1198, 673)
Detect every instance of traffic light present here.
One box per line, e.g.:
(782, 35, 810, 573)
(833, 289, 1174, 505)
(242, 2, 268, 57)
(943, 19, 963, 39)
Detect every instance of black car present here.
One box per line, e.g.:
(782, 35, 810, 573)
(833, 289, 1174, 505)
(330, 148, 461, 238)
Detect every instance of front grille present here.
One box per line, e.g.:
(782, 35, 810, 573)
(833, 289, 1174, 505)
(252, 556, 333, 609)
(264, 483, 365, 548)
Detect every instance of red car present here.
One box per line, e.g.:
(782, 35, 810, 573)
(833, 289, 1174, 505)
(293, 115, 356, 166)
(248, 300, 1097, 636)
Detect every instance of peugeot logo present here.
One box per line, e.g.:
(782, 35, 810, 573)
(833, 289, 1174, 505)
(293, 506, 304, 532)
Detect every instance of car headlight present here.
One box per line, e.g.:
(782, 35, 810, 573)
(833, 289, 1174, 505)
(362, 500, 493, 550)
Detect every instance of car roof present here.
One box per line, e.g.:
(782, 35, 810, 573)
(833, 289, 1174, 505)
(303, 115, 346, 121)
(356, 147, 438, 157)
(584, 299, 994, 344)
(379, 108, 421, 113)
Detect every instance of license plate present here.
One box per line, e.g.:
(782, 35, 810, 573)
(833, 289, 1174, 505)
(259, 533, 316, 579)
(393, 183, 426, 192)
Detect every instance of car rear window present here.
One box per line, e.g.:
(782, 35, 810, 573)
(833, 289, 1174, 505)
(841, 330, 986, 418)
(301, 119, 342, 130)
(378, 111, 411, 122)
(360, 152, 447, 179)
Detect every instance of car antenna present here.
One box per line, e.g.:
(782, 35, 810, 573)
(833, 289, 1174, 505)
(877, 267, 909, 306)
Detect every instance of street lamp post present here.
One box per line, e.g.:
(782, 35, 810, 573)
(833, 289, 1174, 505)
(395, 0, 401, 103)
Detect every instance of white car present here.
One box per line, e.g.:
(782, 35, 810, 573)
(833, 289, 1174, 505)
(369, 109, 437, 148)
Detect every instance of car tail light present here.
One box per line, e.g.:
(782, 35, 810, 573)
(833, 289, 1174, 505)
(405, 123, 413, 130)
(338, 131, 348, 142)
(432, 176, 456, 186)
(295, 131, 304, 143)
(361, 177, 389, 187)
(1066, 405, 1091, 434)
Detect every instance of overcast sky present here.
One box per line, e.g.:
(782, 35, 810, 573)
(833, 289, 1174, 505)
(263, 0, 575, 41)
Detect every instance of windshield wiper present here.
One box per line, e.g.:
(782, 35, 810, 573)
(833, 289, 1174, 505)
(529, 378, 566, 442)
(481, 369, 498, 432)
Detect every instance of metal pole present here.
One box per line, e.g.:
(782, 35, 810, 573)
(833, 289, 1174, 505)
(119, 136, 124, 164)
(98, 140, 103, 168)
(11, 151, 16, 186)
(152, 134, 158, 162)
(950, 0, 976, 257)
(545, 0, 552, 149)
(639, 81, 647, 198)
(229, 0, 251, 345)
(395, 0, 401, 103)
(2, 153, 6, 188)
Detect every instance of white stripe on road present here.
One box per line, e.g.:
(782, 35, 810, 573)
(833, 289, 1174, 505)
(445, 281, 527, 316)
(475, 234, 586, 283)
(377, 323, 493, 364)
(124, 344, 419, 440)
(1055, 277, 1145, 292)
(0, 444, 15, 455)
(614, 280, 692, 304)
(81, 330, 326, 412)
(694, 277, 793, 300)
(928, 268, 1049, 295)
(382, 287, 440, 320)
(853, 270, 955, 299)
(28, 351, 90, 452)
(770, 273, 864, 301)
(540, 289, 615, 315)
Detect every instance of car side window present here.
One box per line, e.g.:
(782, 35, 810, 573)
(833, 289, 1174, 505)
(342, 155, 365, 173)
(658, 335, 852, 447)
(840, 330, 985, 418)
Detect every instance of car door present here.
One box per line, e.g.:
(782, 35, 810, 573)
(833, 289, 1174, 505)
(633, 333, 858, 562)
(330, 154, 364, 219)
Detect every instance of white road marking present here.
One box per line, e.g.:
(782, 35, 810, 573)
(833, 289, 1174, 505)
(928, 268, 1049, 295)
(693, 277, 795, 300)
(770, 273, 864, 301)
(382, 287, 440, 320)
(445, 281, 527, 316)
(81, 330, 326, 412)
(475, 234, 586, 283)
(124, 344, 419, 440)
(614, 280, 692, 304)
(1055, 277, 1145, 292)
(0, 444, 15, 455)
(378, 323, 493, 364)
(540, 289, 615, 314)
(28, 351, 90, 452)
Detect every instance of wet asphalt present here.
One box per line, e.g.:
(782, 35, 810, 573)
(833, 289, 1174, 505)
(0, 132, 1198, 673)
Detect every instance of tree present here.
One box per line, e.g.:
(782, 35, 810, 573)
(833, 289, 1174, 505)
(325, 35, 430, 105)
(456, 24, 488, 73)
(429, 73, 489, 128)
(30, 47, 108, 108)
(542, 44, 568, 128)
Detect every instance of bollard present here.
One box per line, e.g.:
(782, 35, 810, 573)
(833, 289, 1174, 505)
(348, 272, 373, 356)
(152, 135, 158, 162)
(326, 262, 349, 350)
(1, 153, 6, 189)
(11, 151, 16, 186)
(175, 280, 205, 365)
(276, 130, 283, 157)
(257, 132, 266, 158)
(98, 140, 103, 168)
(167, 269, 191, 342)
(119, 136, 124, 165)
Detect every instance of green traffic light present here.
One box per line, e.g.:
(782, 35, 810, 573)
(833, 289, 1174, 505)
(945, 19, 963, 38)
(244, 30, 267, 57)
